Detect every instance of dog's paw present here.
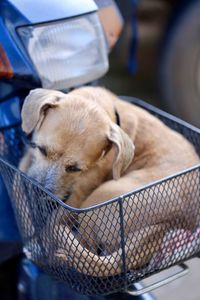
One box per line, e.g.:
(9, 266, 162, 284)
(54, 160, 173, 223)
(55, 248, 67, 259)
(54, 248, 76, 270)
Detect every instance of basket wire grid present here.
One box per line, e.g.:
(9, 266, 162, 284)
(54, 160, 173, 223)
(0, 98, 199, 295)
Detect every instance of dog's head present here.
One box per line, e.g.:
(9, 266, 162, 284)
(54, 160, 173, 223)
(21, 88, 134, 205)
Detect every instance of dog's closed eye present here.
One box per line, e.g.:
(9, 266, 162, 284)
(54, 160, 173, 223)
(38, 145, 48, 157)
(29, 142, 37, 149)
(30, 142, 48, 157)
(65, 165, 82, 173)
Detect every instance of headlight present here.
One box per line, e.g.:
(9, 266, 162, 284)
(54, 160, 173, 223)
(18, 12, 109, 90)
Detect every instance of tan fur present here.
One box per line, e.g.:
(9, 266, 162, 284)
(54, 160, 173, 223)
(19, 86, 200, 276)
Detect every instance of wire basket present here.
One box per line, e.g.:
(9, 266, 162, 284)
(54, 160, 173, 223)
(0, 97, 199, 296)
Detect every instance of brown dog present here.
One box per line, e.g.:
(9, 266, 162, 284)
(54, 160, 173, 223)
(19, 86, 199, 276)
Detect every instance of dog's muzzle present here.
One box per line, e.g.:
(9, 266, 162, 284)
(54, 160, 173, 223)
(27, 163, 59, 193)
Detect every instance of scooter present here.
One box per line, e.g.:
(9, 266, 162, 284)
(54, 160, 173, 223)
(0, 1, 199, 300)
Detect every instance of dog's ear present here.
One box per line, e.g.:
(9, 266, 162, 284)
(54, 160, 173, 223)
(107, 123, 135, 180)
(21, 88, 64, 134)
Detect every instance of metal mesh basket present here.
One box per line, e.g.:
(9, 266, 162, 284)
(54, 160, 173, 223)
(0, 97, 199, 296)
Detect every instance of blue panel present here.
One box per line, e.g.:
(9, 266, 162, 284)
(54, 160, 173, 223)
(0, 97, 22, 260)
(0, 97, 21, 127)
(18, 258, 107, 300)
(8, 0, 97, 25)
(0, 176, 21, 241)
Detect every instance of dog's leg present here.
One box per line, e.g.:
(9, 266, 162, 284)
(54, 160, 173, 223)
(54, 223, 166, 277)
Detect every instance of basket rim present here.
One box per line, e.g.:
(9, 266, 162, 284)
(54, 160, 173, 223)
(0, 156, 199, 213)
(120, 96, 200, 135)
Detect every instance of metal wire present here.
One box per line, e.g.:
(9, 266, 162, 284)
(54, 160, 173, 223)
(0, 98, 199, 295)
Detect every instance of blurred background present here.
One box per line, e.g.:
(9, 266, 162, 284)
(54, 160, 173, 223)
(100, 0, 200, 127)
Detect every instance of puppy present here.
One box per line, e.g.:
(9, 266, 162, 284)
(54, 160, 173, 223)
(20, 87, 134, 206)
(19, 87, 199, 276)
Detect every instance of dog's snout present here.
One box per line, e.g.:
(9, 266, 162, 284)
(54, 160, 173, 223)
(43, 164, 60, 193)
(27, 163, 59, 193)
(44, 166, 73, 202)
(27, 159, 74, 201)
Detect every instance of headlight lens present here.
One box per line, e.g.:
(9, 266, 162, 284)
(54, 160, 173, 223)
(18, 12, 109, 89)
